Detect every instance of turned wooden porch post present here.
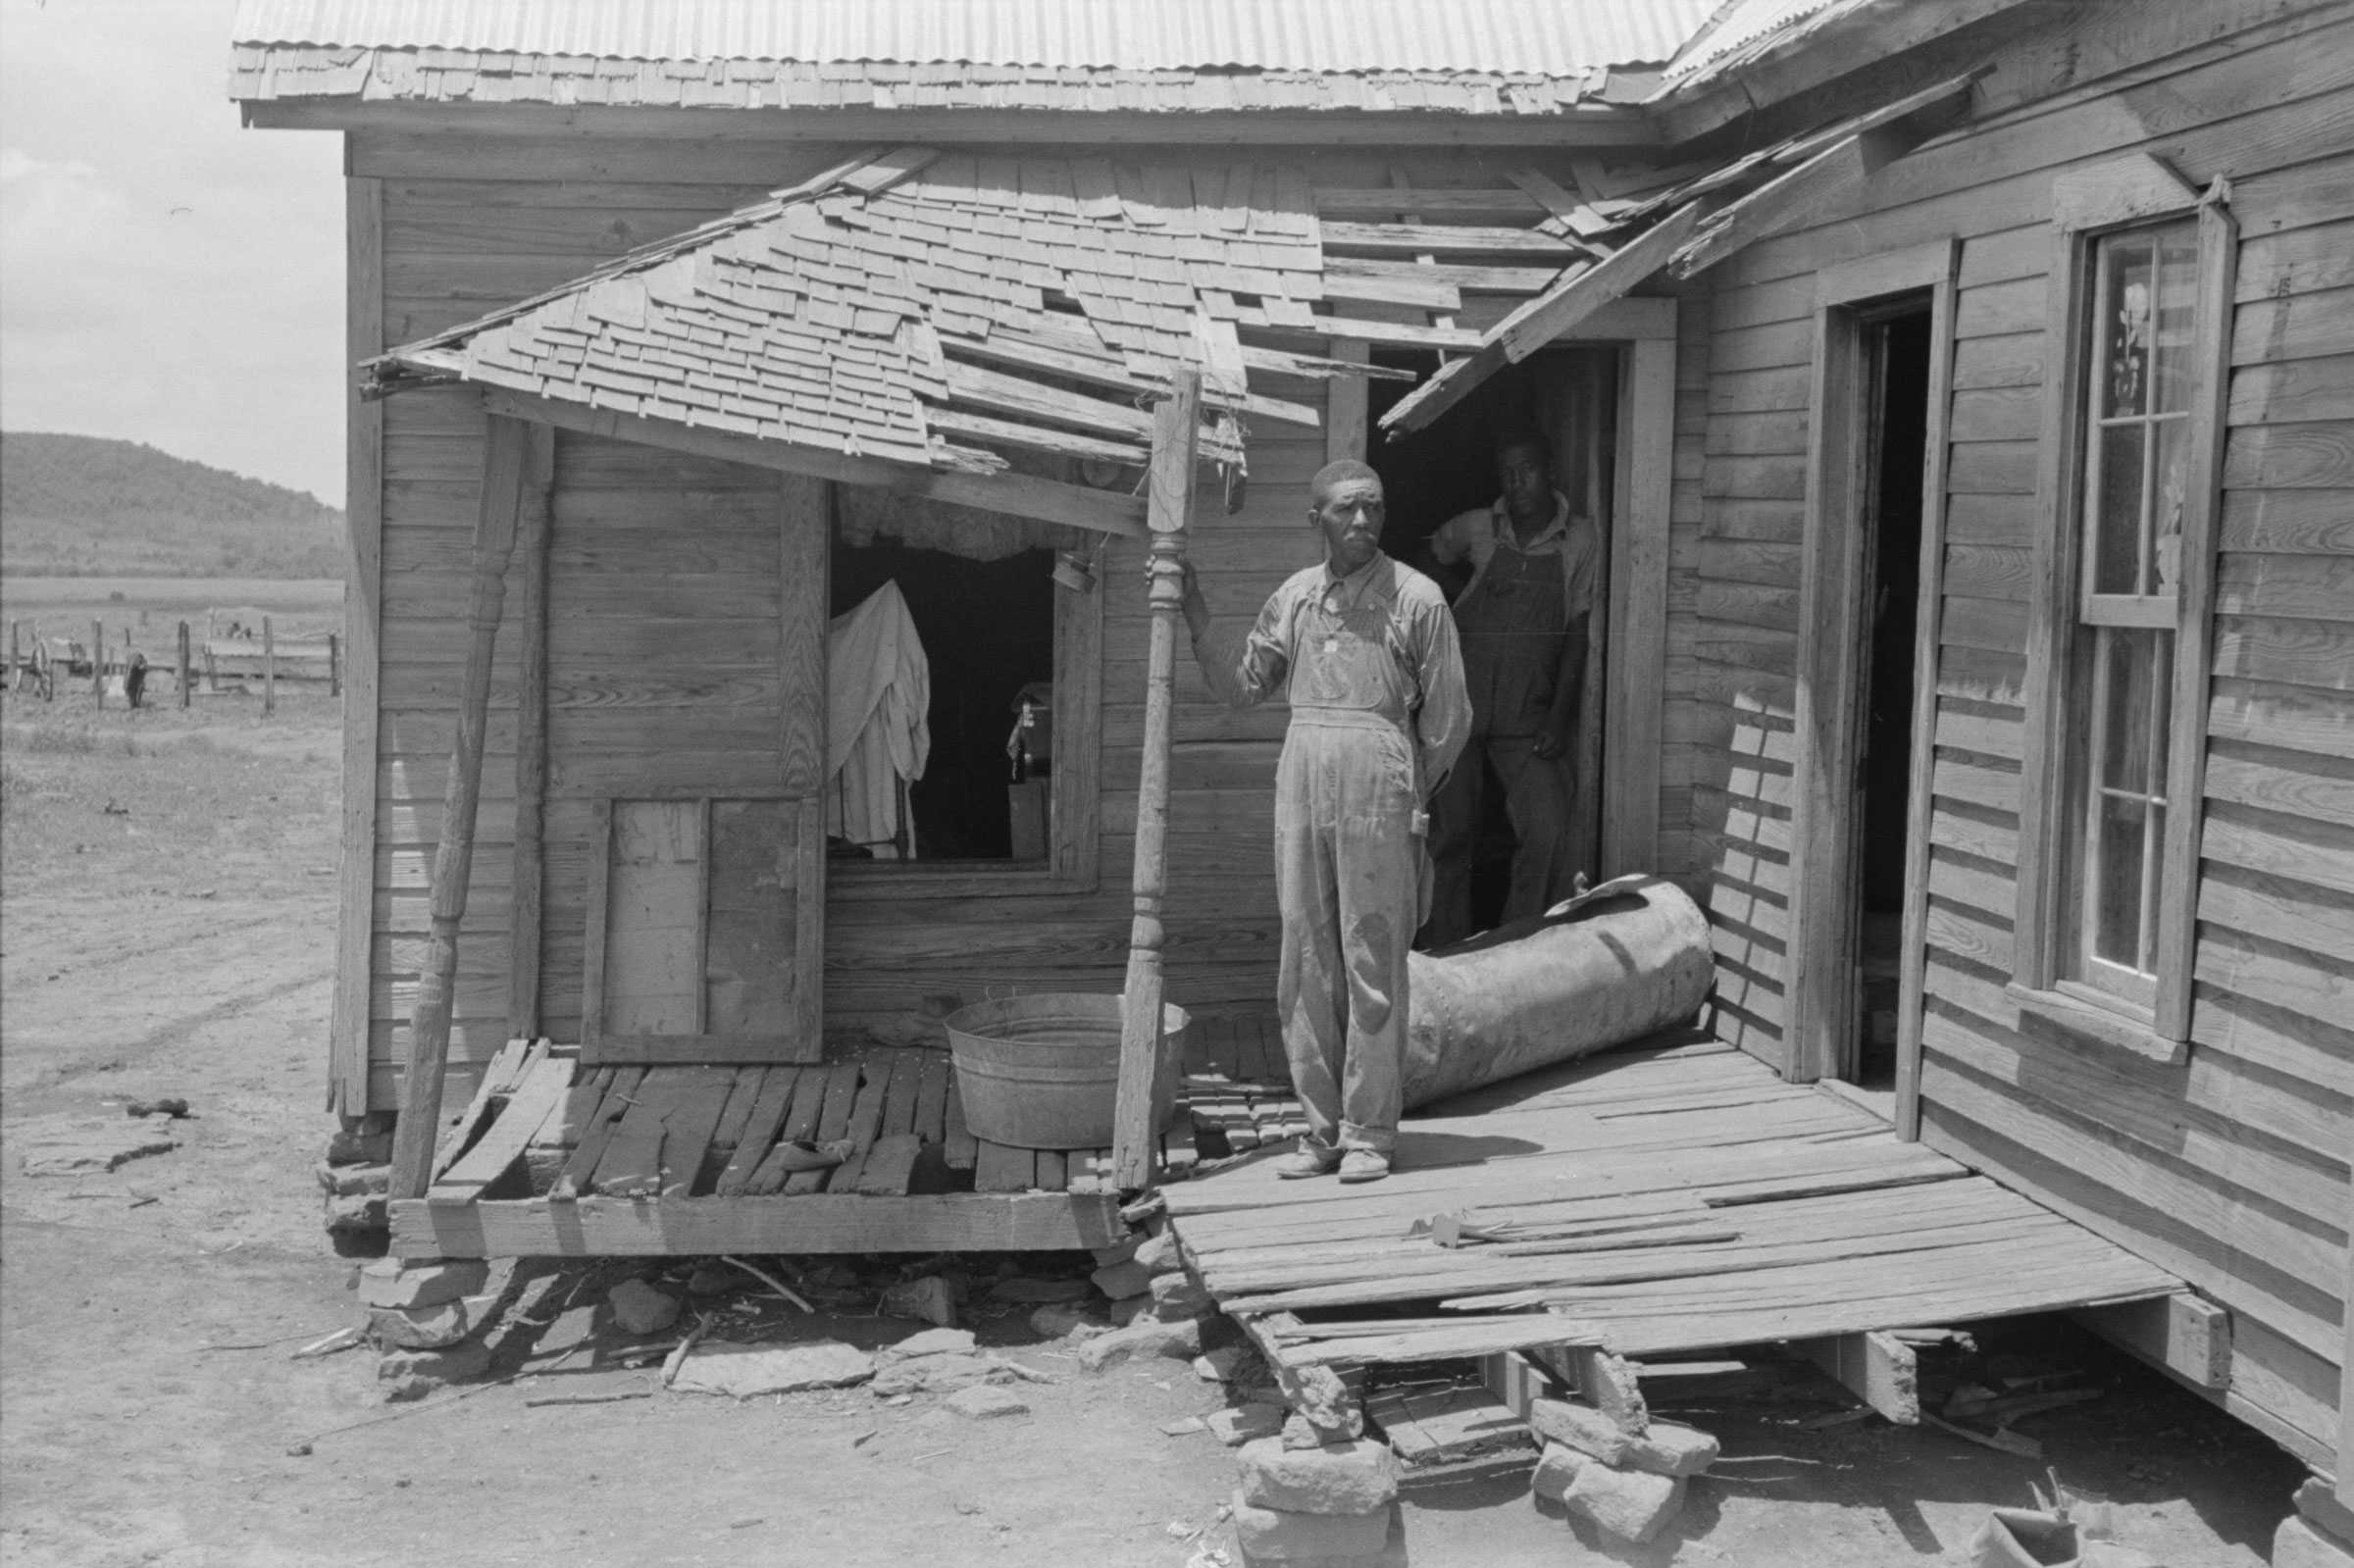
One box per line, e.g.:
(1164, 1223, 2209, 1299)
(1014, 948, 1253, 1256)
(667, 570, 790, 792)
(1113, 368, 1202, 1192)
(387, 412, 533, 1200)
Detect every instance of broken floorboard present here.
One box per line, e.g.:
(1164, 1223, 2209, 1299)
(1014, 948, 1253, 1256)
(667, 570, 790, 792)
(1164, 1037, 2179, 1387)
(393, 1013, 1288, 1258)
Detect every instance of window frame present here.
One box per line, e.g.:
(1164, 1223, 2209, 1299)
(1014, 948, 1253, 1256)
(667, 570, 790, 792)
(2013, 158, 2237, 1055)
(825, 531, 1105, 900)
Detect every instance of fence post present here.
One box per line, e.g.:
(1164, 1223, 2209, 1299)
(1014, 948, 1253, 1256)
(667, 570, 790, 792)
(91, 619, 104, 706)
(263, 616, 277, 716)
(329, 632, 341, 697)
(177, 623, 191, 709)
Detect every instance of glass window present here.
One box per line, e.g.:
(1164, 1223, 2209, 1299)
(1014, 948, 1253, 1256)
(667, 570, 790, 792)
(2058, 219, 2199, 1010)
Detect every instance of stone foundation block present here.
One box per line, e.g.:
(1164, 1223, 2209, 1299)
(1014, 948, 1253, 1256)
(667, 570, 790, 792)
(1239, 1437, 1400, 1515)
(318, 1162, 389, 1198)
(358, 1258, 487, 1312)
(1092, 1259, 1154, 1301)
(1530, 1397, 1633, 1464)
(323, 1190, 387, 1234)
(1623, 1420, 1719, 1477)
(1076, 1315, 1202, 1372)
(2278, 1517, 2354, 1568)
(1231, 1494, 1395, 1562)
(1531, 1442, 1591, 1504)
(1148, 1272, 1215, 1320)
(1133, 1230, 1182, 1274)
(326, 1127, 394, 1166)
(1282, 1405, 1365, 1448)
(1091, 1237, 1142, 1268)
(377, 1340, 490, 1400)
(1564, 1464, 1686, 1544)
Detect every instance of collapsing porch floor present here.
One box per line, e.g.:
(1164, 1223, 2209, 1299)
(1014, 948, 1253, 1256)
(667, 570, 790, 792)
(389, 1015, 1302, 1259)
(1162, 1036, 2183, 1378)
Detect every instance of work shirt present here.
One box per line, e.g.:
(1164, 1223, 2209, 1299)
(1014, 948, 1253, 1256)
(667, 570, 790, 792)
(1429, 492, 1600, 739)
(1198, 552, 1471, 794)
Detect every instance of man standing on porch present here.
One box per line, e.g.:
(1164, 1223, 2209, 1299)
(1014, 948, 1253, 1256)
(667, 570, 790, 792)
(1180, 461, 1469, 1184)
(1420, 429, 1600, 947)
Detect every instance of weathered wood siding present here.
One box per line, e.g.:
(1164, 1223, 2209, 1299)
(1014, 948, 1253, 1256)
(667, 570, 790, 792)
(1663, 0, 2354, 1463)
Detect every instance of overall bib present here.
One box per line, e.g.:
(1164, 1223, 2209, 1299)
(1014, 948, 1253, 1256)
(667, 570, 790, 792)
(1274, 579, 1425, 1155)
(1427, 536, 1577, 943)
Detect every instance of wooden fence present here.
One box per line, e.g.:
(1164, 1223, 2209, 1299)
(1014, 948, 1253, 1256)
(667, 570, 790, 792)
(3, 617, 339, 712)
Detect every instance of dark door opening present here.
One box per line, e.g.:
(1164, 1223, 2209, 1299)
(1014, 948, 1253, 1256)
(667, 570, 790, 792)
(1853, 307, 1932, 1089)
(1364, 346, 1618, 942)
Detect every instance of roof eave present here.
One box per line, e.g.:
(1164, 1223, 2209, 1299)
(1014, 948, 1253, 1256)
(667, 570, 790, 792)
(236, 94, 1664, 148)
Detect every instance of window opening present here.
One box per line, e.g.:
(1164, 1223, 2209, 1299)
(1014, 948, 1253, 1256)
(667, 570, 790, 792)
(828, 510, 1056, 864)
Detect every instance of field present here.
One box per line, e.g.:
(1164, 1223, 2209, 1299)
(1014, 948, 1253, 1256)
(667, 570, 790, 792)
(0, 583, 2309, 1566)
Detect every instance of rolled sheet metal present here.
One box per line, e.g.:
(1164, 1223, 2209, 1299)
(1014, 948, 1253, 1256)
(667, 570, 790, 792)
(1401, 874, 1714, 1110)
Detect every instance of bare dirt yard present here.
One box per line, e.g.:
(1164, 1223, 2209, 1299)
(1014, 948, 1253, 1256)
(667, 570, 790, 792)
(0, 646, 2310, 1567)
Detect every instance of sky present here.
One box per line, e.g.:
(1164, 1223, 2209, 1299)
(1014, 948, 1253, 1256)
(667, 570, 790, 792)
(1, 0, 345, 502)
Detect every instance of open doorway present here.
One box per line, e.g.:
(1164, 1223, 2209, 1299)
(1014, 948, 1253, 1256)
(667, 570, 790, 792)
(1365, 345, 1619, 942)
(1850, 306, 1932, 1091)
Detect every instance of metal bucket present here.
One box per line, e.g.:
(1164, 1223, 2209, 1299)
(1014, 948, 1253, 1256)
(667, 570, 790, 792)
(944, 992, 1190, 1150)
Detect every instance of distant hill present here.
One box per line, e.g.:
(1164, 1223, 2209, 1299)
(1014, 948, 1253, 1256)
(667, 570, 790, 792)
(1, 431, 345, 579)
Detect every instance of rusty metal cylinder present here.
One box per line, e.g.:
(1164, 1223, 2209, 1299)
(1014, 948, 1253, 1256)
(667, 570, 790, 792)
(1401, 875, 1714, 1110)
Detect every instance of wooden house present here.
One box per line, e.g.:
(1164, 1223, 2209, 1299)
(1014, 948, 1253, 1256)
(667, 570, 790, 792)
(233, 0, 2353, 1529)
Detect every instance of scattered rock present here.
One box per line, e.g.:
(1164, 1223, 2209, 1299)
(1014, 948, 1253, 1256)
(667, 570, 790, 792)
(881, 1327, 977, 1360)
(1091, 1238, 1142, 1268)
(358, 1258, 487, 1311)
(1238, 1437, 1401, 1515)
(1159, 1416, 1208, 1437)
(988, 1276, 1091, 1304)
(1091, 1260, 1154, 1301)
(608, 1278, 682, 1337)
(1207, 1403, 1287, 1446)
(675, 1341, 875, 1398)
(946, 1385, 1029, 1420)
(126, 1097, 190, 1119)
(1192, 1343, 1258, 1384)
(1563, 1464, 1686, 1545)
(870, 1353, 1005, 1397)
(1029, 1302, 1104, 1340)
(686, 1263, 742, 1296)
(369, 1298, 476, 1351)
(1529, 1398, 1633, 1465)
(528, 1304, 600, 1366)
(880, 1275, 958, 1327)
(1077, 1316, 1203, 1372)
(377, 1341, 490, 1400)
(1107, 1293, 1154, 1328)
(1624, 1420, 1719, 1478)
(17, 1116, 179, 1177)
(1230, 1494, 1395, 1562)
(1531, 1443, 1590, 1504)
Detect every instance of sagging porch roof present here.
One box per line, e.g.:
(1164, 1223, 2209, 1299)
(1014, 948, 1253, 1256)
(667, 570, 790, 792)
(366, 144, 1680, 526)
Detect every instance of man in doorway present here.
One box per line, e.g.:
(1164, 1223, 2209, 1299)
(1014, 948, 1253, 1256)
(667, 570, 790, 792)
(1421, 428, 1601, 947)
(1181, 461, 1469, 1184)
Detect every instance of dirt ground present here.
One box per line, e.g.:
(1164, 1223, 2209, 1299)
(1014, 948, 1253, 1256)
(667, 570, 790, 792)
(0, 670, 2311, 1567)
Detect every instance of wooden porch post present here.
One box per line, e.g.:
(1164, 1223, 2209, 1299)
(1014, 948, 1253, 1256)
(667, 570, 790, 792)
(1112, 368, 1202, 1192)
(506, 427, 556, 1040)
(387, 412, 533, 1200)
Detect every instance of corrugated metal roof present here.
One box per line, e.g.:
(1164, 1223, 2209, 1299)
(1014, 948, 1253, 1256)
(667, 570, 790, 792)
(231, 0, 1714, 74)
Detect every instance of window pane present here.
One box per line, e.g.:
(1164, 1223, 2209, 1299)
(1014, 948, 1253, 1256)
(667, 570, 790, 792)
(2151, 413, 2190, 592)
(2092, 792, 2148, 968)
(2098, 627, 2160, 793)
(2091, 423, 2146, 595)
(2150, 223, 2201, 415)
(2099, 234, 2157, 419)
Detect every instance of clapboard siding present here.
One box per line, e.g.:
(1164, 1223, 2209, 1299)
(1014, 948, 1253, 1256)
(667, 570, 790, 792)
(1666, 1, 2354, 1463)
